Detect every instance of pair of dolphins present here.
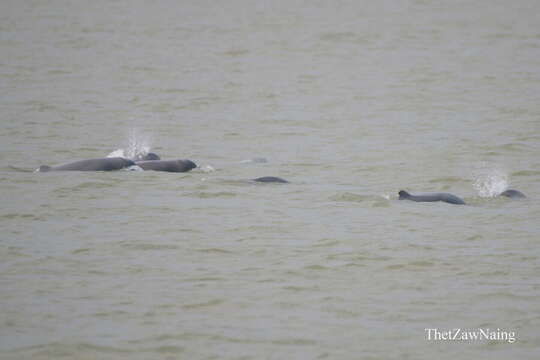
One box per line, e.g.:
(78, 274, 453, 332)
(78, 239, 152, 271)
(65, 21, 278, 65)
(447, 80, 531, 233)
(35, 154, 526, 203)
(36, 153, 196, 173)
(398, 189, 526, 205)
(36, 153, 287, 183)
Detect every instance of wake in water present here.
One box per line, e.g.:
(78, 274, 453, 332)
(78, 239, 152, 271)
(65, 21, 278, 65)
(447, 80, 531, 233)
(473, 167, 509, 198)
(108, 129, 153, 160)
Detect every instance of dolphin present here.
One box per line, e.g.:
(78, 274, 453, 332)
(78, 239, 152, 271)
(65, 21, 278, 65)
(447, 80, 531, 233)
(398, 190, 466, 205)
(37, 157, 135, 172)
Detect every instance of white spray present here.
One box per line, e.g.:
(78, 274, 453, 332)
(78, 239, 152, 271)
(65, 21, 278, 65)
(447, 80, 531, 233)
(108, 129, 152, 159)
(473, 166, 509, 198)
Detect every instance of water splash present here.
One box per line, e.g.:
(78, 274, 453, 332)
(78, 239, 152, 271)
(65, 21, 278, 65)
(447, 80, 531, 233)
(108, 129, 152, 159)
(473, 167, 509, 198)
(199, 165, 215, 173)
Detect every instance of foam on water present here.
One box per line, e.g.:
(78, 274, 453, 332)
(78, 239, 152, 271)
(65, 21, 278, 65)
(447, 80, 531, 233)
(124, 165, 144, 171)
(473, 167, 509, 198)
(199, 165, 216, 173)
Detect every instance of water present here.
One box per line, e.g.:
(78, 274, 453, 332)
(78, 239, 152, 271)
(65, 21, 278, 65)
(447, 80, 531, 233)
(1, 0, 540, 359)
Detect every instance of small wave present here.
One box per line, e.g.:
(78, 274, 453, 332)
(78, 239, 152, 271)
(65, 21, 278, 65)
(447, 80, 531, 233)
(473, 166, 508, 198)
(182, 299, 224, 309)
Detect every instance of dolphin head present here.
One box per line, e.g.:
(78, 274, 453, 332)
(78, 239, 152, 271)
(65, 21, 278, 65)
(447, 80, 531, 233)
(398, 190, 410, 200)
(182, 159, 197, 171)
(38, 165, 52, 172)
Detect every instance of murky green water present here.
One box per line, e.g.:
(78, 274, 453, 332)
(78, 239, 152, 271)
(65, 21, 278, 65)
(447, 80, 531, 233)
(1, 1, 540, 359)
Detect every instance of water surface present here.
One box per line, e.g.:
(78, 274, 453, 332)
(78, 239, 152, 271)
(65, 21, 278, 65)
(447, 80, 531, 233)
(1, 1, 540, 359)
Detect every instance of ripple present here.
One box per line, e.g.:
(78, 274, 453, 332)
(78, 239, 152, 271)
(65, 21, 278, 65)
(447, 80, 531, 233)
(329, 192, 372, 202)
(222, 49, 249, 56)
(195, 248, 233, 254)
(282, 285, 320, 292)
(120, 243, 180, 251)
(385, 260, 434, 270)
(182, 299, 224, 309)
(303, 264, 329, 271)
(511, 170, 540, 177)
(428, 176, 467, 183)
(71, 248, 91, 254)
(312, 239, 340, 247)
(0, 213, 44, 221)
(327, 252, 392, 263)
(7, 342, 133, 357)
(53, 181, 118, 193)
(185, 191, 237, 198)
(272, 338, 317, 345)
(152, 345, 185, 354)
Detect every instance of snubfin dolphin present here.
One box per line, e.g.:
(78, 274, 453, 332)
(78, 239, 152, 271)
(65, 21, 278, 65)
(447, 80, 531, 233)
(398, 190, 466, 205)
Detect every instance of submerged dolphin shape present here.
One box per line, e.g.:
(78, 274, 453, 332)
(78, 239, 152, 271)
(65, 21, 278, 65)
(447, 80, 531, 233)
(398, 190, 466, 205)
(132, 152, 161, 161)
(252, 176, 288, 183)
(499, 189, 526, 199)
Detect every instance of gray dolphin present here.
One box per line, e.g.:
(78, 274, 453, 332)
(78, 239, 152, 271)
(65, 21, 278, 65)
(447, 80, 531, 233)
(398, 190, 466, 205)
(37, 157, 135, 172)
(252, 176, 288, 183)
(135, 159, 197, 172)
(499, 189, 526, 199)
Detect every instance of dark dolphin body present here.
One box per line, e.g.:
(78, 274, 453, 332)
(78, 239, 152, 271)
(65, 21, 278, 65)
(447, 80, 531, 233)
(133, 152, 160, 161)
(253, 176, 288, 183)
(398, 190, 466, 205)
(37, 157, 135, 172)
(135, 159, 197, 172)
(500, 189, 526, 199)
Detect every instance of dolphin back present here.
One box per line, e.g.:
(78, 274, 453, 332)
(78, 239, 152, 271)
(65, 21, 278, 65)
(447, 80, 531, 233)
(134, 159, 197, 172)
(500, 189, 526, 199)
(398, 190, 465, 205)
(39, 157, 134, 171)
(253, 176, 289, 183)
(438, 193, 466, 205)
